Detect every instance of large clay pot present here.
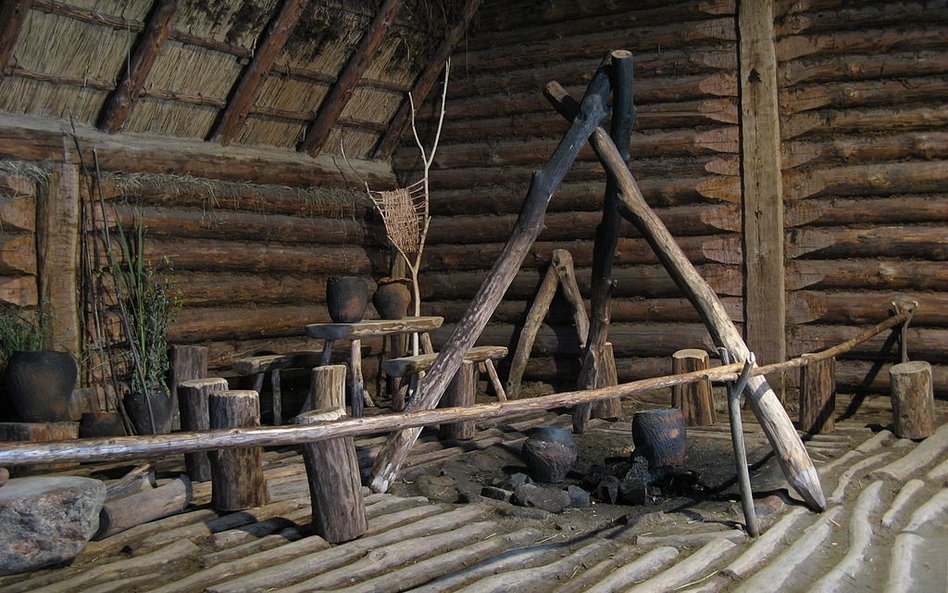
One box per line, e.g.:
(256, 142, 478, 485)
(79, 412, 127, 438)
(123, 391, 174, 435)
(3, 351, 77, 422)
(631, 408, 687, 467)
(326, 276, 368, 323)
(373, 277, 412, 320)
(521, 425, 579, 483)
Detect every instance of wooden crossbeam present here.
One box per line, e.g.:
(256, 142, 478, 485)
(98, 0, 178, 134)
(210, 0, 308, 146)
(0, 0, 32, 73)
(299, 0, 405, 156)
(373, 0, 483, 160)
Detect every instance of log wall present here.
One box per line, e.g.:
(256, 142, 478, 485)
(0, 169, 38, 308)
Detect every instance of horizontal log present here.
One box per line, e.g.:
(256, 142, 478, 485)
(147, 237, 382, 274)
(782, 104, 948, 139)
(0, 233, 35, 274)
(786, 259, 948, 292)
(786, 226, 948, 260)
(787, 291, 948, 326)
(775, 2, 947, 36)
(789, 324, 948, 361)
(172, 272, 378, 308)
(523, 355, 671, 384)
(779, 50, 948, 87)
(170, 305, 330, 343)
(783, 132, 948, 169)
(0, 113, 395, 188)
(785, 195, 948, 228)
(777, 27, 947, 62)
(0, 274, 37, 306)
(0, 194, 34, 232)
(783, 161, 948, 200)
(834, 359, 948, 396)
(779, 77, 948, 115)
(461, 17, 736, 72)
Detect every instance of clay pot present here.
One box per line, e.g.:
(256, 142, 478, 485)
(326, 276, 368, 323)
(631, 408, 687, 467)
(3, 351, 77, 422)
(373, 277, 412, 320)
(123, 391, 174, 435)
(521, 426, 579, 483)
(79, 412, 126, 438)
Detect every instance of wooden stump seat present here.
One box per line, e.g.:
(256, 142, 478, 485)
(233, 351, 324, 425)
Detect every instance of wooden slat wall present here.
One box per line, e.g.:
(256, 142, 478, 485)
(775, 0, 948, 394)
(396, 0, 742, 390)
(0, 171, 38, 307)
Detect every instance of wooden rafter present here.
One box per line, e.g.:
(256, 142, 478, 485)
(0, 0, 32, 74)
(373, 0, 483, 160)
(98, 0, 178, 134)
(299, 0, 405, 156)
(211, 0, 308, 146)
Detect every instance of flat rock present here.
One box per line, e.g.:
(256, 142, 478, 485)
(415, 473, 459, 503)
(0, 476, 106, 575)
(567, 485, 591, 508)
(512, 483, 571, 514)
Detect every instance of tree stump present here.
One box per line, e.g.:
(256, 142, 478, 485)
(439, 360, 476, 441)
(890, 361, 935, 440)
(178, 377, 228, 482)
(168, 345, 208, 430)
(303, 365, 346, 412)
(799, 357, 836, 434)
(294, 408, 367, 543)
(671, 349, 715, 426)
(208, 390, 267, 511)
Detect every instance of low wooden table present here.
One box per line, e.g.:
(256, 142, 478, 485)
(305, 317, 444, 417)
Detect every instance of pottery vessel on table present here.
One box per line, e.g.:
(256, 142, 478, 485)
(372, 277, 412, 320)
(326, 276, 368, 323)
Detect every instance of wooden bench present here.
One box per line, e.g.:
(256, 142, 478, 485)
(232, 351, 324, 425)
(381, 345, 509, 411)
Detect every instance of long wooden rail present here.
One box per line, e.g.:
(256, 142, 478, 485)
(0, 308, 913, 467)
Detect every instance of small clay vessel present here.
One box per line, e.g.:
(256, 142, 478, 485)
(372, 277, 412, 320)
(3, 351, 77, 422)
(326, 276, 368, 323)
(631, 408, 687, 467)
(123, 391, 174, 435)
(521, 425, 579, 483)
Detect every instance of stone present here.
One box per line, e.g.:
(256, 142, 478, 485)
(415, 473, 459, 503)
(582, 459, 631, 490)
(512, 483, 571, 514)
(521, 427, 578, 483)
(567, 485, 591, 508)
(596, 475, 621, 504)
(619, 457, 651, 505)
(0, 476, 106, 575)
(481, 486, 513, 502)
(501, 472, 533, 490)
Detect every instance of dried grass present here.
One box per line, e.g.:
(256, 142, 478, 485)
(342, 87, 403, 124)
(254, 75, 327, 112)
(329, 127, 379, 159)
(238, 115, 304, 149)
(0, 77, 107, 123)
(146, 42, 241, 100)
(15, 11, 132, 80)
(0, 160, 51, 189)
(123, 97, 217, 138)
(68, 0, 153, 21)
(178, 0, 281, 49)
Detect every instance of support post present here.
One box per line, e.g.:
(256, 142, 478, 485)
(672, 349, 716, 426)
(303, 364, 347, 413)
(890, 361, 934, 440)
(799, 357, 835, 434)
(177, 377, 228, 482)
(439, 360, 476, 440)
(208, 390, 267, 511)
(168, 345, 208, 430)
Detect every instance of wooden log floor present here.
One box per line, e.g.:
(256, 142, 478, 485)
(0, 399, 945, 593)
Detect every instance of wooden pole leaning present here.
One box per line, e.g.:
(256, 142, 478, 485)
(367, 63, 612, 494)
(544, 82, 826, 511)
(209, 390, 268, 511)
(177, 377, 228, 482)
(720, 348, 759, 537)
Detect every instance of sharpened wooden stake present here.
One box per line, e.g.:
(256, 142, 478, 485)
(177, 377, 228, 482)
(672, 349, 716, 426)
(209, 390, 268, 511)
(890, 360, 935, 439)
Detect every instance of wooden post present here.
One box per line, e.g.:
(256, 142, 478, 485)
(208, 390, 267, 511)
(295, 408, 367, 543)
(590, 342, 622, 420)
(738, 0, 786, 399)
(95, 474, 191, 539)
(303, 364, 346, 412)
(177, 377, 228, 482)
(799, 357, 835, 434)
(890, 361, 935, 439)
(506, 253, 559, 399)
(439, 360, 476, 440)
(350, 338, 365, 417)
(671, 349, 716, 426)
(168, 345, 208, 430)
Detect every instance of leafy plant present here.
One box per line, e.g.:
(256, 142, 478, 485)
(0, 307, 50, 370)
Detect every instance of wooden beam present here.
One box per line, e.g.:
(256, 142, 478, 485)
(98, 0, 178, 134)
(210, 0, 308, 146)
(0, 0, 31, 73)
(373, 0, 483, 160)
(299, 0, 406, 156)
(738, 0, 786, 385)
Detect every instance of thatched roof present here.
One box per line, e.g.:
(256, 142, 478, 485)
(0, 0, 476, 161)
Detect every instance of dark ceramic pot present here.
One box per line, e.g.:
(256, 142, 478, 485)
(79, 411, 127, 438)
(326, 276, 368, 323)
(123, 390, 174, 435)
(373, 277, 412, 320)
(631, 408, 687, 467)
(3, 351, 77, 422)
(521, 425, 579, 483)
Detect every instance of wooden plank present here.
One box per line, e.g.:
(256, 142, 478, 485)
(210, 0, 307, 145)
(373, 0, 483, 159)
(738, 0, 786, 387)
(381, 345, 507, 377)
(305, 316, 443, 341)
(0, 0, 31, 73)
(299, 0, 405, 156)
(98, 0, 178, 134)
